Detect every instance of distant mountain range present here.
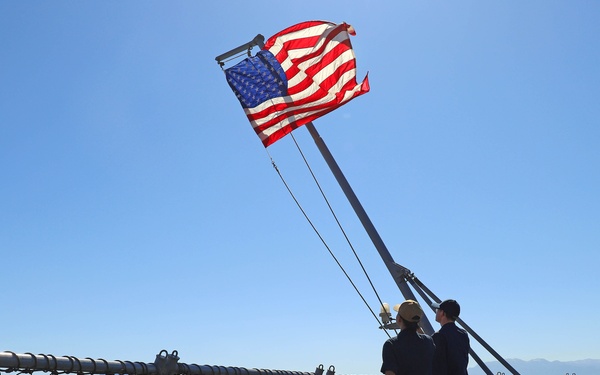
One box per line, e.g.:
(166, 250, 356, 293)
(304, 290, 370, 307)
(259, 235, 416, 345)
(469, 358, 600, 375)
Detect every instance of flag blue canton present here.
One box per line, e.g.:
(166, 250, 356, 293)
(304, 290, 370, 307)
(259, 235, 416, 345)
(225, 50, 288, 109)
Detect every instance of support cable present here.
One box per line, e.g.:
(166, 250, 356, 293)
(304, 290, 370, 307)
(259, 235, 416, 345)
(288, 133, 394, 331)
(266, 147, 392, 339)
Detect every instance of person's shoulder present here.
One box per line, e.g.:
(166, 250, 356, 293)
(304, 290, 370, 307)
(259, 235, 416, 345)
(385, 335, 400, 345)
(449, 323, 468, 336)
(434, 324, 451, 335)
(432, 330, 446, 345)
(382, 337, 395, 351)
(418, 333, 435, 343)
(442, 322, 463, 333)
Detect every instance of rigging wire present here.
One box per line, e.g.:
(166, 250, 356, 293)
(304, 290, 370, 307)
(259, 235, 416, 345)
(289, 133, 393, 319)
(266, 141, 394, 339)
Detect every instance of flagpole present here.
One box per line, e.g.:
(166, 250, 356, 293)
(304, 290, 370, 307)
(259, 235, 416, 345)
(304, 121, 435, 335)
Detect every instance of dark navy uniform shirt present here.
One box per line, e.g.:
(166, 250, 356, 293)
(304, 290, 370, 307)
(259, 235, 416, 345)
(432, 322, 470, 375)
(381, 330, 435, 375)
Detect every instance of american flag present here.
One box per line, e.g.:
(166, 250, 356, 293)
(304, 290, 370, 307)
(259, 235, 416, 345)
(225, 21, 370, 147)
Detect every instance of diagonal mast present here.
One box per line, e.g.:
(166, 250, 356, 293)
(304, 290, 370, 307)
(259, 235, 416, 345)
(304, 122, 435, 335)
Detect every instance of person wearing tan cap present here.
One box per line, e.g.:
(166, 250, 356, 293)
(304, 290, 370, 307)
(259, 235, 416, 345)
(380, 299, 435, 375)
(431, 299, 470, 375)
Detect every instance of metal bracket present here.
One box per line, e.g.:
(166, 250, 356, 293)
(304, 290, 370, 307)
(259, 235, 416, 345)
(390, 262, 413, 281)
(153, 350, 179, 375)
(215, 34, 265, 67)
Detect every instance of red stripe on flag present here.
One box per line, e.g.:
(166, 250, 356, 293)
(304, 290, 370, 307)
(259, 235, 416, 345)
(251, 21, 369, 147)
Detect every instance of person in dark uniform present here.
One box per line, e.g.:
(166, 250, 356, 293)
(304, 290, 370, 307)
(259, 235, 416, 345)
(381, 300, 435, 375)
(431, 299, 470, 375)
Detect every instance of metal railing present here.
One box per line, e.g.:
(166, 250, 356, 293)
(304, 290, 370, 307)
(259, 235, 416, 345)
(0, 351, 330, 375)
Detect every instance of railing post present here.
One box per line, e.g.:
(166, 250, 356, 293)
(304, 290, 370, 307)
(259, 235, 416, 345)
(153, 350, 179, 375)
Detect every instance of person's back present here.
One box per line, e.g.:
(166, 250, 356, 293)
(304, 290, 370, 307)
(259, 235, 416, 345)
(383, 330, 435, 375)
(431, 299, 470, 375)
(381, 300, 435, 375)
(432, 322, 469, 375)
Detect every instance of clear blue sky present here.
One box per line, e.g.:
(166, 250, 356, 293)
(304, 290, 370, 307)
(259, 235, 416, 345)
(1, 1, 599, 374)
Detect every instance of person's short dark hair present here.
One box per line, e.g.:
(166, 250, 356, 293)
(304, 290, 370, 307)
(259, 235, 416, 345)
(399, 316, 420, 332)
(432, 299, 460, 320)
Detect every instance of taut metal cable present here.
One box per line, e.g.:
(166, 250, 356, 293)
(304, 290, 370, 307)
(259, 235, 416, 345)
(266, 143, 393, 339)
(288, 133, 394, 329)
